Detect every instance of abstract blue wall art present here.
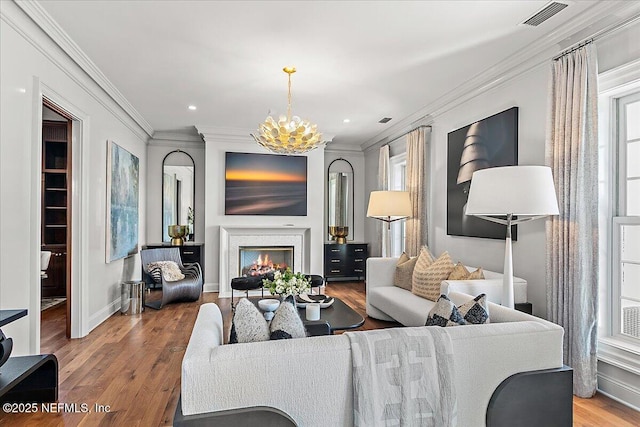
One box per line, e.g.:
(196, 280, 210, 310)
(107, 141, 139, 262)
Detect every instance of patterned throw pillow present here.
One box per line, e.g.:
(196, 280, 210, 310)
(425, 295, 466, 327)
(147, 266, 163, 284)
(458, 293, 490, 324)
(146, 261, 185, 282)
(394, 252, 418, 291)
(270, 297, 306, 340)
(426, 294, 490, 327)
(229, 298, 270, 344)
(447, 262, 486, 280)
(412, 251, 455, 301)
(447, 262, 470, 280)
(466, 268, 485, 280)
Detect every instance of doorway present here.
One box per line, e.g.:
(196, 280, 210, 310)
(41, 101, 72, 339)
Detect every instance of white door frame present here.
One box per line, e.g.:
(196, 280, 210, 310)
(31, 77, 90, 349)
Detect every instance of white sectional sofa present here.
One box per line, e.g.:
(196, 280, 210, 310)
(176, 298, 567, 426)
(366, 257, 528, 326)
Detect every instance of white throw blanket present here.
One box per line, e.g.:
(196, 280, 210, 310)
(345, 327, 457, 427)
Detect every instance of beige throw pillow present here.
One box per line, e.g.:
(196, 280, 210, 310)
(447, 262, 470, 280)
(412, 251, 455, 301)
(394, 253, 418, 291)
(466, 267, 485, 280)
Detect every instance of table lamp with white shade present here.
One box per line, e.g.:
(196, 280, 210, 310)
(464, 166, 559, 309)
(367, 191, 412, 257)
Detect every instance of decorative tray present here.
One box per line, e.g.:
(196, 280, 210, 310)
(295, 294, 334, 309)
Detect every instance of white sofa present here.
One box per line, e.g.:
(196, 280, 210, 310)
(366, 257, 528, 326)
(178, 298, 565, 426)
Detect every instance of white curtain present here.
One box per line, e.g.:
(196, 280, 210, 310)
(545, 43, 599, 398)
(405, 127, 429, 257)
(378, 145, 390, 256)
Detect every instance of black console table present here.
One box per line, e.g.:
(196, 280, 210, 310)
(324, 243, 368, 282)
(0, 309, 58, 403)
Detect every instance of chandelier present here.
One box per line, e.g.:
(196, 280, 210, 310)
(251, 66, 324, 154)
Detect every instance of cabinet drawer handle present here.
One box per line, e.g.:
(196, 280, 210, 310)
(354, 269, 364, 273)
(331, 249, 340, 252)
(354, 259, 363, 262)
(330, 269, 341, 273)
(331, 259, 341, 263)
(354, 249, 364, 252)
(183, 251, 194, 255)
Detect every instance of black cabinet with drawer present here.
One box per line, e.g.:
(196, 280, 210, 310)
(142, 243, 204, 277)
(324, 243, 368, 282)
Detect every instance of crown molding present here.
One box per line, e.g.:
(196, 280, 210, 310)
(359, 0, 640, 151)
(14, 0, 154, 137)
(148, 130, 204, 149)
(324, 143, 366, 155)
(195, 126, 254, 143)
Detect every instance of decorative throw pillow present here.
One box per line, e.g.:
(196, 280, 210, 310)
(229, 298, 270, 344)
(147, 265, 163, 284)
(425, 295, 466, 327)
(394, 252, 418, 291)
(270, 297, 306, 340)
(447, 263, 486, 280)
(412, 251, 455, 301)
(447, 262, 470, 280)
(426, 294, 490, 327)
(458, 293, 490, 324)
(146, 261, 185, 282)
(466, 267, 485, 280)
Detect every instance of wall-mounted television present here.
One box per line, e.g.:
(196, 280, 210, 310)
(225, 152, 307, 216)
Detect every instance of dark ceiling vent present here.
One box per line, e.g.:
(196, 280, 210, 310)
(522, 1, 568, 27)
(378, 117, 392, 124)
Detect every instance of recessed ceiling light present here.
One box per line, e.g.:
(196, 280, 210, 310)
(188, 105, 197, 111)
(343, 119, 351, 123)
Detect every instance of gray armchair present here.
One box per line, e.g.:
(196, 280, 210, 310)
(140, 248, 202, 309)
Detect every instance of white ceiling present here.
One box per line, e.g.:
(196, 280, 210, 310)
(38, 0, 602, 146)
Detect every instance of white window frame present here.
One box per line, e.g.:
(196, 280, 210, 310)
(389, 153, 407, 257)
(598, 59, 640, 373)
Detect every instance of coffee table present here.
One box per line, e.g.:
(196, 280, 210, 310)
(298, 297, 364, 334)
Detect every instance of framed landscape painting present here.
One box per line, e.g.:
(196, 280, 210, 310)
(447, 107, 518, 240)
(225, 152, 307, 216)
(106, 141, 139, 262)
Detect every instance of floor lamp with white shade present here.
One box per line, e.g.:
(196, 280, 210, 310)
(367, 191, 412, 257)
(464, 166, 559, 309)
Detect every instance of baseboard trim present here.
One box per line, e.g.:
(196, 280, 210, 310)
(203, 282, 219, 293)
(597, 371, 640, 412)
(87, 299, 121, 332)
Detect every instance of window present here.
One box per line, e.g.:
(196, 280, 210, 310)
(612, 92, 640, 342)
(389, 154, 407, 257)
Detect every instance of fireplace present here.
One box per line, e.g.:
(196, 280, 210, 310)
(239, 246, 294, 276)
(219, 226, 310, 295)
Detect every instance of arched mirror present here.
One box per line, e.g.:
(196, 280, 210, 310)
(327, 158, 354, 243)
(162, 150, 195, 242)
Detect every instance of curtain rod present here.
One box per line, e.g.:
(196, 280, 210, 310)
(553, 39, 593, 61)
(553, 12, 640, 61)
(382, 124, 432, 147)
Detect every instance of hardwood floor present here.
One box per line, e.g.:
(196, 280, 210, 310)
(1, 282, 637, 426)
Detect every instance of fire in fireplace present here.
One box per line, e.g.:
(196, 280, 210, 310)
(239, 246, 294, 277)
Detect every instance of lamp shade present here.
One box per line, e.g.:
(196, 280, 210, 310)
(465, 166, 559, 217)
(367, 191, 412, 220)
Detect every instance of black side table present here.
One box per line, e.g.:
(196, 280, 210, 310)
(0, 309, 58, 403)
(515, 303, 533, 315)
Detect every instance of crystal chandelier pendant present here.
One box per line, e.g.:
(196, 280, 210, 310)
(251, 67, 324, 154)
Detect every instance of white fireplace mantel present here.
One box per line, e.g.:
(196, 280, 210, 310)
(219, 226, 311, 295)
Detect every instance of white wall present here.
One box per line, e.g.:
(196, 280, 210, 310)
(146, 136, 205, 244)
(430, 65, 550, 318)
(199, 129, 325, 291)
(0, 2, 148, 353)
(324, 149, 365, 243)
